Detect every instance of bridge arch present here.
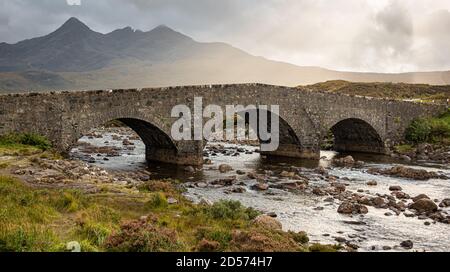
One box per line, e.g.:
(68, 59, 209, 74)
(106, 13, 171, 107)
(231, 108, 304, 158)
(326, 118, 386, 154)
(66, 112, 202, 165)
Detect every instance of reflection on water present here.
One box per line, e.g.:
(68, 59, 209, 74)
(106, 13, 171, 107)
(71, 128, 450, 252)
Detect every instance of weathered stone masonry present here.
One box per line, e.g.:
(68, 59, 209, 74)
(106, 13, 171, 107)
(0, 84, 446, 165)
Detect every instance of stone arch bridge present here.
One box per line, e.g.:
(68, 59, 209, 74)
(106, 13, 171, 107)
(0, 84, 446, 165)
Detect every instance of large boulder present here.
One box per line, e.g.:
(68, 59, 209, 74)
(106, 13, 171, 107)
(412, 194, 430, 202)
(409, 199, 438, 213)
(338, 201, 368, 214)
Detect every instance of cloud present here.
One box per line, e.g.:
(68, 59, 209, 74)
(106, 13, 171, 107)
(348, 0, 415, 72)
(0, 0, 450, 73)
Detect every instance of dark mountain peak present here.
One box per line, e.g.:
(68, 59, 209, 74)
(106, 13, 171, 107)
(63, 17, 89, 28)
(53, 17, 92, 35)
(105, 26, 142, 41)
(146, 24, 192, 42)
(149, 24, 180, 34)
(108, 26, 133, 34)
(154, 24, 170, 30)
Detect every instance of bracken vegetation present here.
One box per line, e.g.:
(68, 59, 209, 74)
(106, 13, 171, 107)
(0, 175, 338, 252)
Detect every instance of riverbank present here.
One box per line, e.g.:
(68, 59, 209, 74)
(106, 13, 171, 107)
(391, 109, 450, 164)
(0, 143, 339, 252)
(66, 127, 450, 251)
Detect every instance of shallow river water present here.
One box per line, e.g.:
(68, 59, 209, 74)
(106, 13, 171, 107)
(71, 128, 450, 252)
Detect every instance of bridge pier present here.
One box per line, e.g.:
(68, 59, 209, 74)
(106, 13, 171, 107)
(333, 143, 389, 154)
(260, 144, 320, 160)
(145, 146, 204, 166)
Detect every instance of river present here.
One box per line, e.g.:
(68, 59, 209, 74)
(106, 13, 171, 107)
(70, 127, 450, 252)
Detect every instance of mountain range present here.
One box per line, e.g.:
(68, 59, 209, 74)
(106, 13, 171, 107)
(1, 17, 450, 93)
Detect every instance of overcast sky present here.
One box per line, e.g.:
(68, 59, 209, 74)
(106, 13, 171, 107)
(1, 0, 450, 73)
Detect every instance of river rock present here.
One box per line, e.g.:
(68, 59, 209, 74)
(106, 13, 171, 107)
(333, 156, 355, 167)
(392, 201, 407, 212)
(400, 240, 414, 249)
(315, 166, 328, 175)
(343, 156, 355, 164)
(338, 201, 369, 214)
(218, 164, 233, 173)
(389, 186, 402, 191)
(367, 166, 447, 180)
(332, 183, 346, 192)
(122, 139, 134, 146)
(247, 172, 257, 179)
(252, 215, 282, 230)
(412, 194, 430, 202)
(400, 155, 412, 161)
(184, 166, 195, 173)
(439, 199, 450, 208)
(266, 212, 277, 218)
(139, 175, 150, 182)
(367, 180, 378, 186)
(358, 197, 372, 206)
(211, 176, 237, 186)
(392, 191, 410, 199)
(404, 211, 415, 217)
(251, 183, 269, 191)
(313, 187, 327, 196)
(372, 197, 387, 208)
(231, 187, 246, 193)
(204, 159, 213, 165)
(196, 182, 207, 188)
(409, 199, 438, 213)
(280, 171, 295, 178)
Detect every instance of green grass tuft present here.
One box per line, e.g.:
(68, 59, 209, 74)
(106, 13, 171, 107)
(405, 109, 450, 144)
(0, 133, 51, 151)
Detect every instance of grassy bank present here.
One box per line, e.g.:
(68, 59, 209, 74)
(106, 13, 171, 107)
(0, 175, 341, 252)
(0, 134, 340, 252)
(404, 109, 450, 146)
(0, 133, 51, 150)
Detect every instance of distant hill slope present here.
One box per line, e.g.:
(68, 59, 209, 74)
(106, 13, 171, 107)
(1, 17, 450, 93)
(303, 80, 450, 103)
